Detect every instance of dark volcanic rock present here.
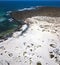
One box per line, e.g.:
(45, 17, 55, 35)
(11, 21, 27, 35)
(37, 62, 42, 65)
(10, 7, 60, 21)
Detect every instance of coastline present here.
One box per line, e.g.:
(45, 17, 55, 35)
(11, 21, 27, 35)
(0, 6, 60, 65)
(1, 6, 60, 41)
(10, 7, 60, 21)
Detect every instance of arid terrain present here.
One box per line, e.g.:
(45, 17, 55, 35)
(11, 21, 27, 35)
(0, 7, 60, 65)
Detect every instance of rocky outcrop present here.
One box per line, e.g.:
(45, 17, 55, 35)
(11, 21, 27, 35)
(10, 7, 60, 21)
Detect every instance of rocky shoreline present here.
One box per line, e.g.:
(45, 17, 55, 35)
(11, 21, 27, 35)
(0, 7, 60, 65)
(10, 7, 60, 21)
(1, 6, 60, 41)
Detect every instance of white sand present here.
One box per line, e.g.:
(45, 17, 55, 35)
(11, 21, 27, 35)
(0, 16, 60, 65)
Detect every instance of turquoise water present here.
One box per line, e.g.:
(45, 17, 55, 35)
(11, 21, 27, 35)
(0, 1, 60, 37)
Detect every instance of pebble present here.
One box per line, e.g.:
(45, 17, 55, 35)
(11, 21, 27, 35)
(8, 53, 13, 57)
(50, 44, 56, 48)
(23, 52, 27, 56)
(0, 53, 3, 55)
(50, 54, 54, 58)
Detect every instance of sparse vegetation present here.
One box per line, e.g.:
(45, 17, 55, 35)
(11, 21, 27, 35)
(50, 54, 54, 58)
(37, 62, 42, 65)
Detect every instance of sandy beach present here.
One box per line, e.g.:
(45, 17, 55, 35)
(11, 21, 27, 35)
(0, 7, 60, 65)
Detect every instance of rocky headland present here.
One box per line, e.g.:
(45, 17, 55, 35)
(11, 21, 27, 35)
(10, 7, 60, 21)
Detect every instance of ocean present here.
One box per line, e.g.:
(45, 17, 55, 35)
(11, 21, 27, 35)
(0, 1, 60, 37)
(0, 1, 60, 12)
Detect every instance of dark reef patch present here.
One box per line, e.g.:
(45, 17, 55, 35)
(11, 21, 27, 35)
(10, 7, 60, 21)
